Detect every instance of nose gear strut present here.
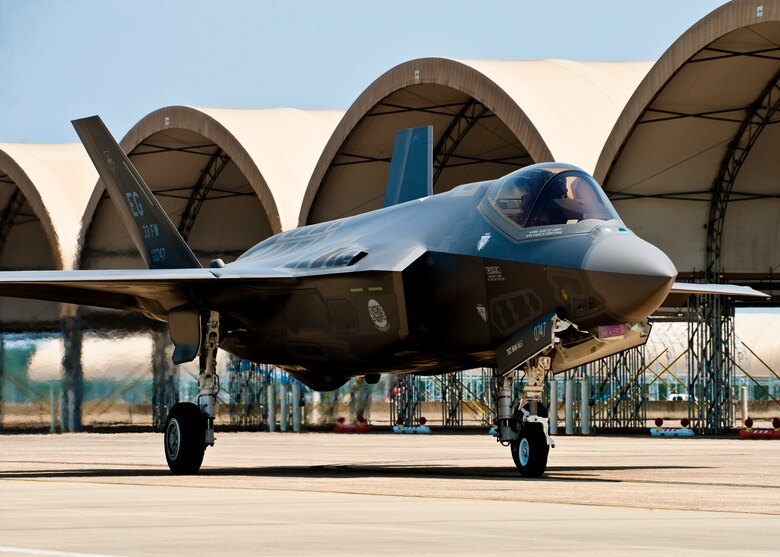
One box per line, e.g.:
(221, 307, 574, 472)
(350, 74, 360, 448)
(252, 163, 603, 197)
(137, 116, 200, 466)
(495, 356, 554, 477)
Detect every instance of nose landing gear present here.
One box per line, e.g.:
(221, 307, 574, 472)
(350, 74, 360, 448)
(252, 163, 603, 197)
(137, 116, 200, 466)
(496, 356, 554, 477)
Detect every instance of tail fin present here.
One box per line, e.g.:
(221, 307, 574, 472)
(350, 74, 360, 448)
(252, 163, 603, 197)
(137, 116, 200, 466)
(384, 126, 433, 207)
(73, 116, 201, 269)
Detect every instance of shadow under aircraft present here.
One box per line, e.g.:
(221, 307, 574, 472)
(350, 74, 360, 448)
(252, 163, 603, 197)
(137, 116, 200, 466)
(0, 118, 766, 476)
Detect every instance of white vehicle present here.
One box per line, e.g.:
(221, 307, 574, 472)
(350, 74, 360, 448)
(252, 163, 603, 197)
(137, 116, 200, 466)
(667, 393, 691, 402)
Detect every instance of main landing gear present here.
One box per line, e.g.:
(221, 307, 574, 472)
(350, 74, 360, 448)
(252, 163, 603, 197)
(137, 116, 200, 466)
(163, 311, 220, 474)
(495, 355, 554, 477)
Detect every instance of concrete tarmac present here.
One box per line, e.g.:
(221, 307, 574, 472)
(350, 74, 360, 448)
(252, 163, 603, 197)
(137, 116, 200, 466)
(1, 432, 779, 556)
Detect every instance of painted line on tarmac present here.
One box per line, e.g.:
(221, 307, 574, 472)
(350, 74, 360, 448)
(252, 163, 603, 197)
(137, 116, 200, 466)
(0, 547, 126, 557)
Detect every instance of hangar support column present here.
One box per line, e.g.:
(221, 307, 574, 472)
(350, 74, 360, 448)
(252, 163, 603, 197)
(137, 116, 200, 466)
(60, 306, 83, 432)
(152, 325, 178, 431)
(687, 295, 736, 433)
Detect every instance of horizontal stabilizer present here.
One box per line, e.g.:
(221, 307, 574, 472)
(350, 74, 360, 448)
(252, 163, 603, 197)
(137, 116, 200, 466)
(384, 126, 433, 207)
(72, 116, 202, 270)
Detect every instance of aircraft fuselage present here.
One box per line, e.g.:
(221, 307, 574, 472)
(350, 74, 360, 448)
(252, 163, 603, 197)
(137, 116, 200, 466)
(212, 164, 676, 388)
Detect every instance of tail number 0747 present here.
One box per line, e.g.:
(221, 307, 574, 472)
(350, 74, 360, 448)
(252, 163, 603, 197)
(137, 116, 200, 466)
(150, 247, 166, 264)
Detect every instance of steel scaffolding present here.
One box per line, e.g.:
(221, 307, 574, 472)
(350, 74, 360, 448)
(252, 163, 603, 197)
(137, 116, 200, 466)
(224, 357, 271, 429)
(588, 346, 647, 429)
(687, 295, 736, 433)
(390, 375, 422, 426)
(440, 372, 464, 427)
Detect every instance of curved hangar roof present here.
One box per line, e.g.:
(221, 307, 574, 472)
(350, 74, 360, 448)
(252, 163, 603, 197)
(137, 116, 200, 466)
(0, 143, 95, 328)
(596, 0, 780, 282)
(301, 57, 652, 225)
(78, 105, 342, 270)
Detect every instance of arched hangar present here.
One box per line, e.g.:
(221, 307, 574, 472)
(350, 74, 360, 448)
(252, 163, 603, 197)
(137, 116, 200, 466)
(0, 144, 94, 329)
(595, 0, 780, 298)
(301, 57, 652, 225)
(78, 105, 343, 276)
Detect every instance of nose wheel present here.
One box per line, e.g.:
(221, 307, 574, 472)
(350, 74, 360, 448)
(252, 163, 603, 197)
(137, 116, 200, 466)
(511, 424, 549, 477)
(164, 402, 207, 474)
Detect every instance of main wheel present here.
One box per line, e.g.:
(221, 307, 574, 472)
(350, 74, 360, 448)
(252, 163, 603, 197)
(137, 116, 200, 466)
(164, 402, 207, 475)
(510, 425, 549, 477)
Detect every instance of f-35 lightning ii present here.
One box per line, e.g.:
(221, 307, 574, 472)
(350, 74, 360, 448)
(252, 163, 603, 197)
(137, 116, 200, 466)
(0, 117, 765, 475)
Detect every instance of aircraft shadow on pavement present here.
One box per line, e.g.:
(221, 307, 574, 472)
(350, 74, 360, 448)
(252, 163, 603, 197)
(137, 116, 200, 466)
(0, 464, 704, 483)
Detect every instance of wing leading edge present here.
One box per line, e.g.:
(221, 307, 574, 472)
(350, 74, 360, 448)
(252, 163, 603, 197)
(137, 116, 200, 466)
(0, 268, 217, 320)
(661, 282, 769, 308)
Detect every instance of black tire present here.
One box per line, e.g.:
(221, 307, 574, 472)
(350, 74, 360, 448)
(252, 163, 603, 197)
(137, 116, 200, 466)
(164, 402, 207, 475)
(510, 424, 549, 477)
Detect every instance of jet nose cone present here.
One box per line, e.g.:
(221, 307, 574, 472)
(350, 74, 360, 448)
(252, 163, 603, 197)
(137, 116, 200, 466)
(584, 233, 676, 323)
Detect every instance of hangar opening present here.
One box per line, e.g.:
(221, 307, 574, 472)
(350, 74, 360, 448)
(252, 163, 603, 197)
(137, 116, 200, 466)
(305, 84, 531, 223)
(596, 3, 780, 298)
(0, 145, 91, 330)
(592, 0, 780, 434)
(70, 106, 343, 430)
(74, 108, 279, 429)
(302, 58, 651, 226)
(80, 127, 272, 272)
(300, 59, 566, 225)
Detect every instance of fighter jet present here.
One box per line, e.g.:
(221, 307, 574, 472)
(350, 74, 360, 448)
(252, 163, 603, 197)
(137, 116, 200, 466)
(0, 117, 765, 476)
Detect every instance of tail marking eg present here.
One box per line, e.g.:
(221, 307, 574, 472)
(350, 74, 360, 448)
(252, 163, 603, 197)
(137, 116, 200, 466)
(72, 116, 201, 270)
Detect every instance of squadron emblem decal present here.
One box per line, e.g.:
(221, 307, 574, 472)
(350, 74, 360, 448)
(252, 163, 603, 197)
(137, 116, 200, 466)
(103, 150, 115, 173)
(367, 299, 390, 332)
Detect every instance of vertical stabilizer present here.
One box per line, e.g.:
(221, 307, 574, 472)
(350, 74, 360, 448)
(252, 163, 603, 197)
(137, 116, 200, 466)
(73, 116, 201, 269)
(384, 126, 433, 207)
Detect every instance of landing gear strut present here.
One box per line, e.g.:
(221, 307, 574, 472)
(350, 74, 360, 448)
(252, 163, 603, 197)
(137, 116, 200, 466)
(496, 355, 554, 477)
(163, 310, 221, 474)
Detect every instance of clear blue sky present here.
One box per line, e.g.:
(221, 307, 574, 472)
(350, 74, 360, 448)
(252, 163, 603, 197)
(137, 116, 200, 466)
(0, 0, 728, 143)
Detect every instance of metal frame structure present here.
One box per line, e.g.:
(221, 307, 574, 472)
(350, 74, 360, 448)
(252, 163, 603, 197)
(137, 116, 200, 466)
(705, 68, 780, 281)
(431, 100, 491, 186)
(178, 148, 231, 241)
(390, 375, 422, 426)
(225, 357, 271, 428)
(0, 188, 37, 256)
(588, 346, 647, 430)
(687, 295, 736, 433)
(440, 372, 464, 427)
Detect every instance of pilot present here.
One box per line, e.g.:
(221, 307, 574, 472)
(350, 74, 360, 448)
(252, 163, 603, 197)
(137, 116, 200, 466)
(526, 175, 567, 227)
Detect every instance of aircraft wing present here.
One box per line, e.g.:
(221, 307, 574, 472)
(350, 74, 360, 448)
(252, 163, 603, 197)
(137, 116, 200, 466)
(0, 268, 218, 320)
(661, 281, 769, 307)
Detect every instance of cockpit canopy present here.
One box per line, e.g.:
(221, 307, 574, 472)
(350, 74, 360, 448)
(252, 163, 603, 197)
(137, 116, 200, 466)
(483, 164, 619, 230)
